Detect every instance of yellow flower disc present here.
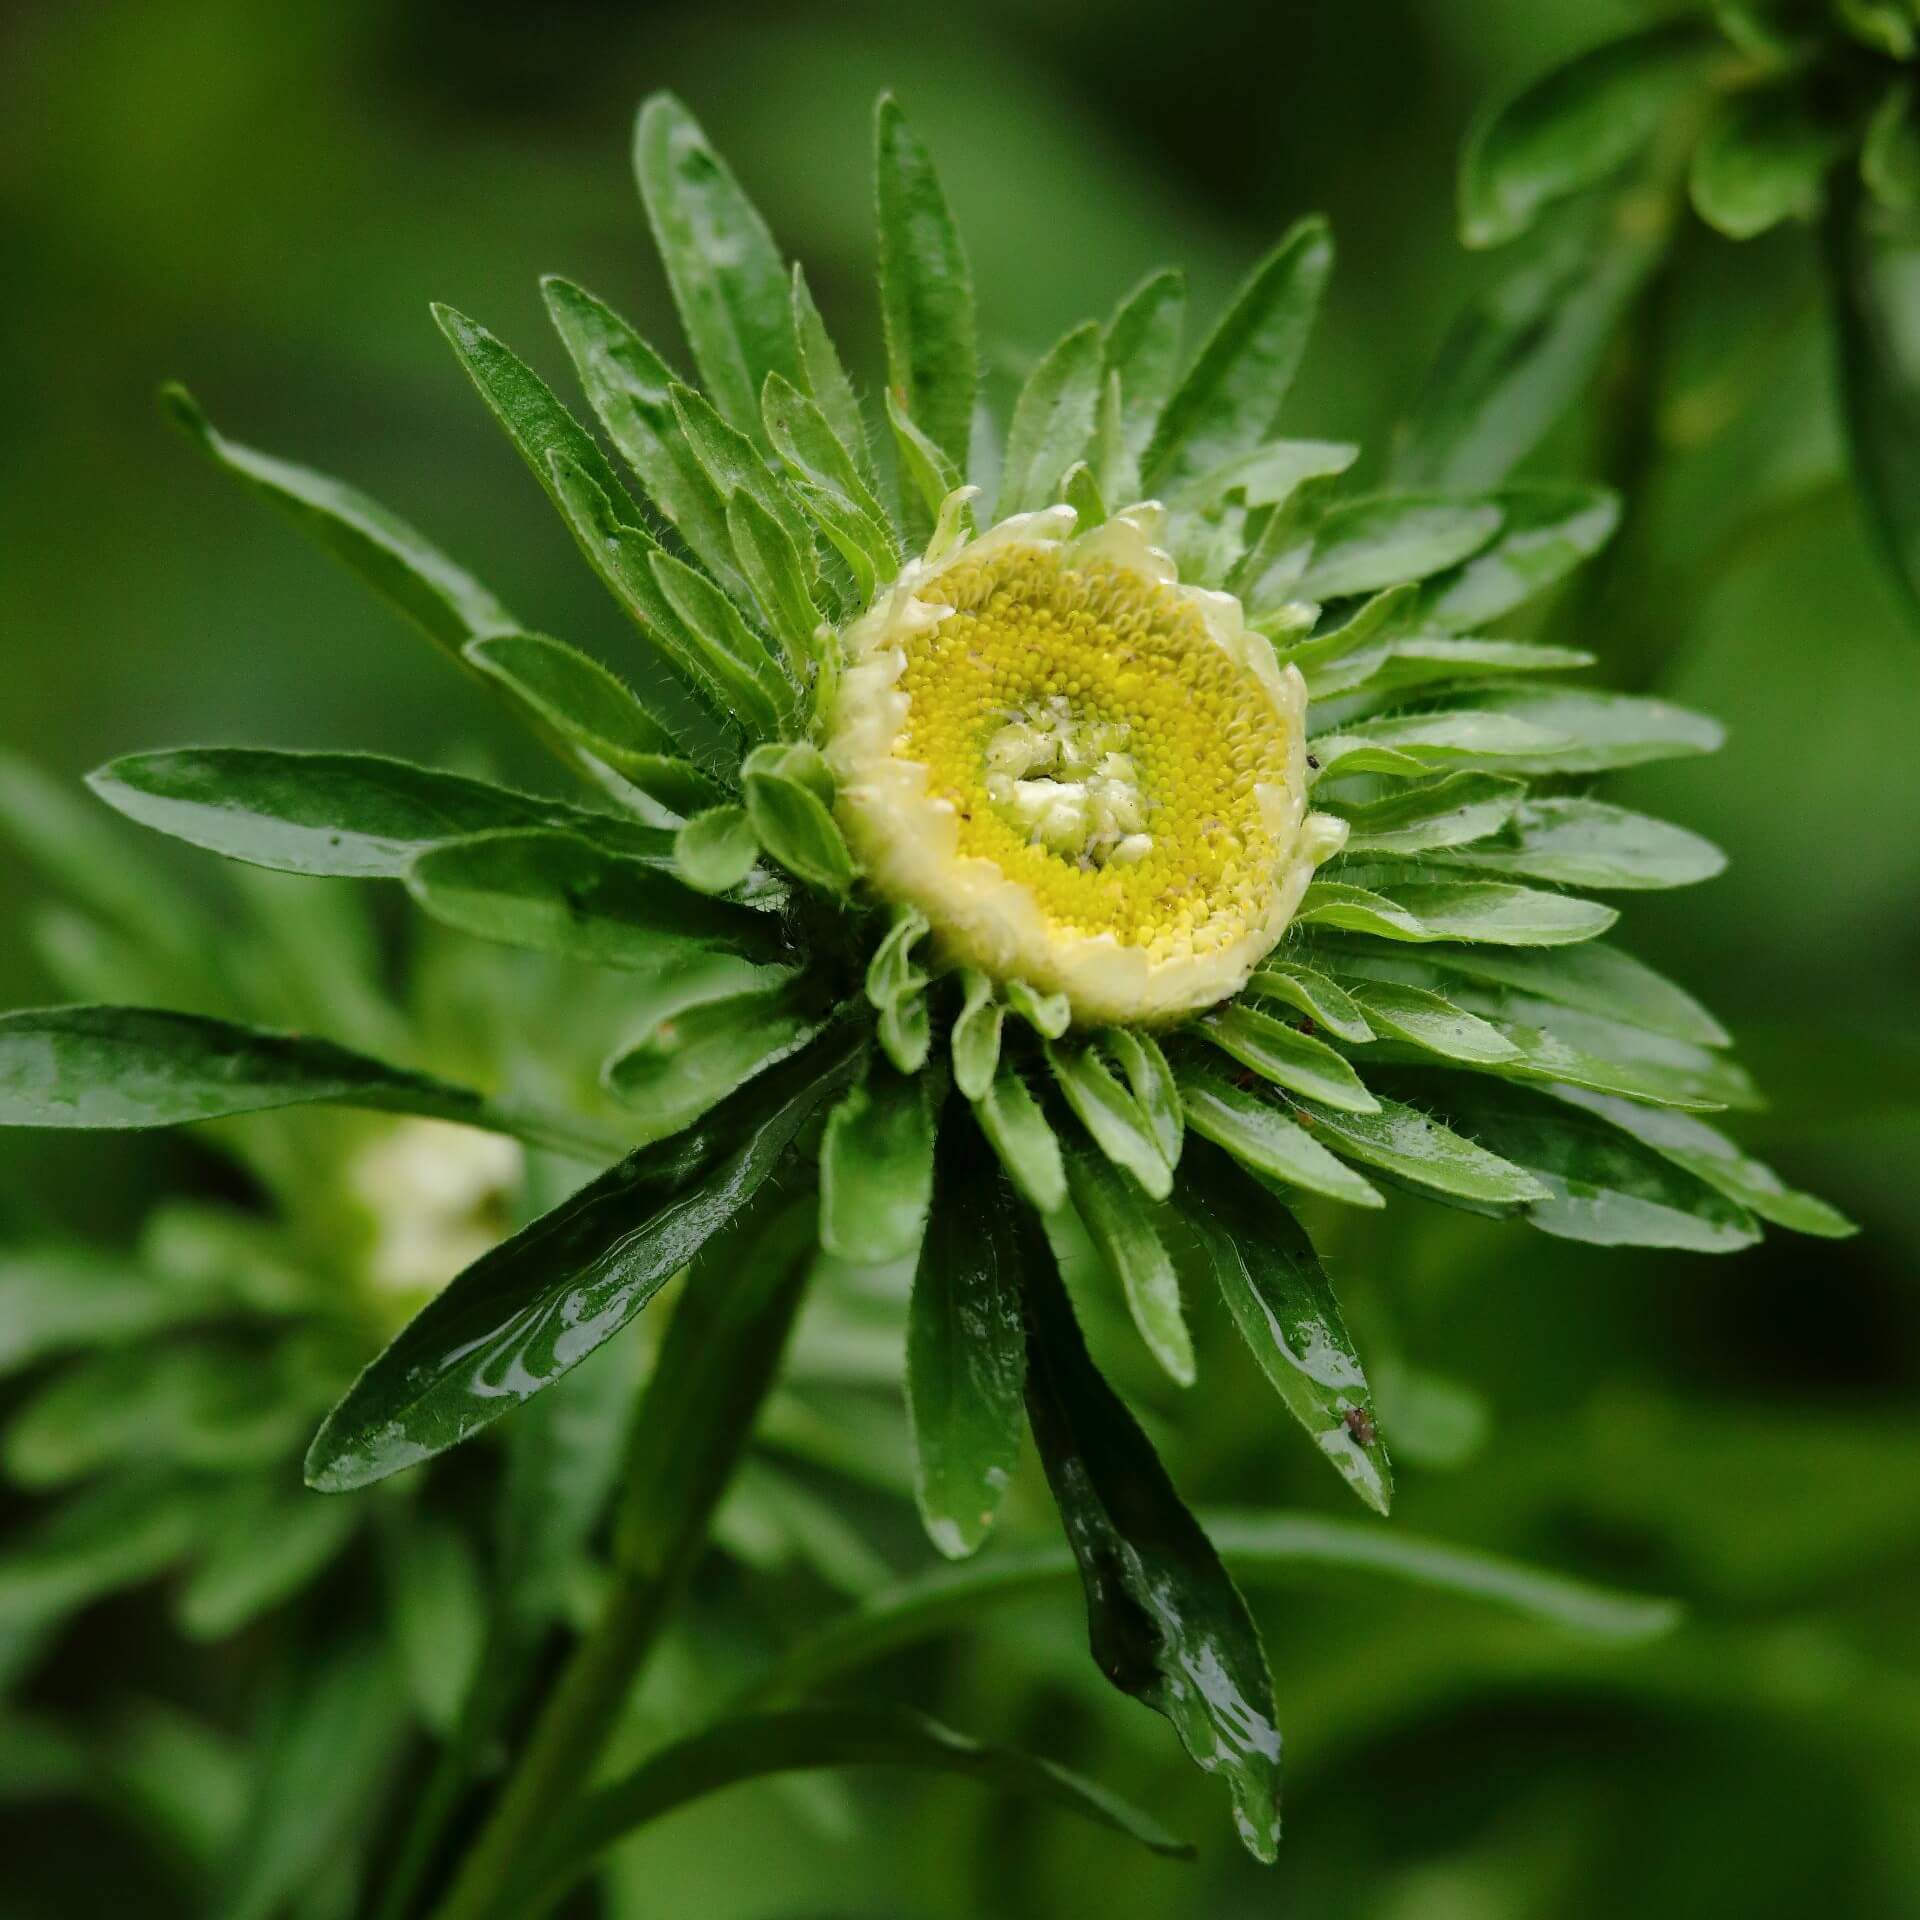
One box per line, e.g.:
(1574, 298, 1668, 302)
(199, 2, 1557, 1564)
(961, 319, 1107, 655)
(828, 502, 1346, 1025)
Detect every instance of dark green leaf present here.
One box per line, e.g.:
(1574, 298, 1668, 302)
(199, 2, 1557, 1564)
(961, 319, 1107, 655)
(179, 1480, 360, 1642)
(1144, 216, 1332, 494)
(1063, 1140, 1192, 1386)
(741, 742, 855, 894)
(306, 1025, 860, 1489)
(819, 1062, 936, 1264)
(971, 1060, 1067, 1214)
(1177, 1148, 1391, 1513)
(907, 1122, 1026, 1557)
(1199, 1003, 1380, 1113)
(762, 372, 896, 548)
(1692, 84, 1842, 239)
(90, 746, 671, 880)
(999, 321, 1103, 516)
(1295, 1093, 1550, 1209)
(885, 388, 969, 529)
(1020, 1224, 1281, 1859)
(1046, 1040, 1172, 1200)
(1174, 1059, 1384, 1208)
(0, 1471, 204, 1633)
(632, 94, 799, 441)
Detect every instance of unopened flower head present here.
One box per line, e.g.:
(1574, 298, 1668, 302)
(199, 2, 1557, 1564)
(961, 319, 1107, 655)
(830, 496, 1346, 1025)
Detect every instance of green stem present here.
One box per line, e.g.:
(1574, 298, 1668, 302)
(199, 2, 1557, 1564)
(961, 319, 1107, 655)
(425, 1194, 818, 1920)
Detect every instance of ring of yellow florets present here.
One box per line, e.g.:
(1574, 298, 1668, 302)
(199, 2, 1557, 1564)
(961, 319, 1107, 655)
(827, 504, 1345, 1026)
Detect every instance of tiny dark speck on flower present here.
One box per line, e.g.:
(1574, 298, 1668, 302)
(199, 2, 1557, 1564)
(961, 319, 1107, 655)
(1306, 754, 1320, 770)
(1343, 1406, 1377, 1447)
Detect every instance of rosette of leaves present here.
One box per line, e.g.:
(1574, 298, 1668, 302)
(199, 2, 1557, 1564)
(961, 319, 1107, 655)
(0, 92, 1847, 1872)
(1424, 0, 1920, 628)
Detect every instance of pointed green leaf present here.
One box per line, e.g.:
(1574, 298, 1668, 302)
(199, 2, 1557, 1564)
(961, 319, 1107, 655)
(1292, 1093, 1550, 1209)
(949, 970, 1002, 1101)
(1177, 1149, 1391, 1513)
(633, 94, 799, 441)
(1045, 1041, 1171, 1200)
(763, 372, 896, 542)
(1431, 797, 1725, 890)
(0, 1248, 204, 1378)
(161, 384, 515, 659)
(875, 95, 977, 476)
(1298, 877, 1617, 947)
(1019, 1228, 1281, 1860)
(726, 491, 822, 674)
(1324, 771, 1524, 857)
(1417, 484, 1620, 628)
(306, 1026, 861, 1489)
(1174, 1060, 1384, 1208)
(1063, 1141, 1193, 1387)
(1199, 1003, 1380, 1112)
(1297, 495, 1504, 601)
(907, 1125, 1026, 1558)
(1310, 707, 1573, 779)
(865, 907, 933, 1074)
(1311, 634, 1591, 704)
(1005, 979, 1070, 1040)
(791, 264, 876, 486)
(648, 550, 792, 737)
(819, 1063, 936, 1264)
(0, 1471, 205, 1633)
(1102, 1028, 1183, 1168)
(741, 743, 854, 894)
(378, 1508, 487, 1732)
(1691, 84, 1842, 240)
(1144, 215, 1332, 494)
(1345, 979, 1523, 1065)
(1099, 269, 1185, 501)
(971, 1060, 1067, 1214)
(1243, 959, 1376, 1043)
(180, 1480, 359, 1642)
(1430, 685, 1725, 773)
(885, 388, 969, 528)
(998, 321, 1103, 516)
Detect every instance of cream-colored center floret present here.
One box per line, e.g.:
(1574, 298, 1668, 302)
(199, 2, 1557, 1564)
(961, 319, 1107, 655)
(827, 501, 1347, 1026)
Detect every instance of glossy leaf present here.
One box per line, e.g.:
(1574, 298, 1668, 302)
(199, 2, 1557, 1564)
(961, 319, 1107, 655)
(1064, 1140, 1193, 1387)
(819, 1063, 937, 1264)
(1297, 877, 1617, 947)
(865, 906, 933, 1073)
(1144, 215, 1332, 494)
(971, 1060, 1067, 1214)
(161, 385, 515, 659)
(1431, 797, 1726, 890)
(1243, 959, 1376, 1044)
(633, 94, 799, 442)
(1175, 1060, 1385, 1208)
(1045, 1040, 1172, 1200)
(90, 747, 671, 880)
(1178, 1148, 1391, 1513)
(1199, 1003, 1380, 1112)
(1295, 1092, 1550, 1209)
(1346, 978, 1522, 1066)
(875, 95, 977, 475)
(741, 743, 855, 894)
(1020, 1225, 1281, 1860)
(674, 804, 760, 894)
(906, 1123, 1026, 1557)
(1326, 771, 1524, 857)
(998, 321, 1103, 516)
(1296, 495, 1503, 600)
(1691, 84, 1841, 240)
(1099, 268, 1185, 500)
(0, 1005, 611, 1157)
(306, 1025, 861, 1489)
(1102, 1027, 1184, 1168)
(949, 970, 1003, 1101)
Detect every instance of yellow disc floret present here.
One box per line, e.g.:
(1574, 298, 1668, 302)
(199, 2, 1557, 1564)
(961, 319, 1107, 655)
(828, 500, 1346, 1025)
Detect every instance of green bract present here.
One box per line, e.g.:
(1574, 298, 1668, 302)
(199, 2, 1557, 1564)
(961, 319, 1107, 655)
(0, 91, 1847, 1862)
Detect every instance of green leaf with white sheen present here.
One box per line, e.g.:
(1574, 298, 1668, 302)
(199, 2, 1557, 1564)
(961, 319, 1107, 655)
(1430, 685, 1725, 773)
(1310, 706, 1572, 778)
(161, 385, 515, 660)
(949, 972, 1003, 1101)
(763, 373, 896, 547)
(1144, 215, 1332, 494)
(1297, 877, 1617, 947)
(1431, 798, 1725, 890)
(741, 743, 854, 895)
(669, 383, 814, 551)
(1347, 979, 1523, 1065)
(1311, 634, 1591, 704)
(1294, 1093, 1549, 1209)
(727, 491, 821, 673)
(633, 94, 800, 442)
(1177, 1148, 1391, 1513)
(1417, 485, 1621, 628)
(1199, 1003, 1380, 1112)
(1102, 1028, 1184, 1168)
(648, 552, 793, 738)
(1174, 1060, 1384, 1208)
(1324, 772, 1524, 856)
(998, 321, 1103, 517)
(971, 1062, 1067, 1214)
(1297, 495, 1504, 601)
(1064, 1141, 1193, 1388)
(819, 1064, 936, 1265)
(1045, 1041, 1172, 1200)
(89, 747, 670, 880)
(1243, 960, 1376, 1043)
(875, 95, 977, 477)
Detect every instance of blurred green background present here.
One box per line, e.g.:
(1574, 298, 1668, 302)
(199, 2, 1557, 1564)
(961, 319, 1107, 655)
(3, 1, 1917, 1915)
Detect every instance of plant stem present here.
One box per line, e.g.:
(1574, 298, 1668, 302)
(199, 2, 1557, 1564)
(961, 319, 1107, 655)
(425, 1194, 818, 1920)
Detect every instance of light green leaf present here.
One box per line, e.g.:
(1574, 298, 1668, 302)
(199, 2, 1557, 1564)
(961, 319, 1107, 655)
(819, 1064, 936, 1265)
(1045, 1041, 1172, 1200)
(971, 1061, 1067, 1214)
(1296, 495, 1503, 600)
(1295, 1093, 1550, 1209)
(885, 388, 969, 529)
(1173, 438, 1360, 517)
(1297, 877, 1617, 947)
(1311, 634, 1592, 704)
(1838, 0, 1918, 57)
(1417, 484, 1621, 628)
(633, 94, 799, 442)
(998, 321, 1103, 516)
(762, 373, 896, 547)
(875, 95, 978, 477)
(1101, 1028, 1183, 1168)
(1175, 1060, 1384, 1208)
(1862, 77, 1920, 213)
(1325, 771, 1524, 857)
(1460, 21, 1711, 248)
(90, 746, 672, 880)
(161, 384, 515, 660)
(1200, 1003, 1380, 1112)
(1005, 979, 1071, 1040)
(791, 264, 877, 487)
(179, 1480, 360, 1642)
(1431, 797, 1726, 890)
(907, 1126, 1026, 1558)
(865, 907, 933, 1074)
(669, 382, 814, 550)
(1243, 959, 1376, 1043)
(741, 743, 854, 894)
(379, 1509, 487, 1734)
(1431, 685, 1725, 773)
(727, 491, 822, 674)
(1348, 978, 1524, 1065)
(1177, 1150, 1391, 1513)
(1311, 706, 1571, 779)
(1099, 268, 1185, 501)
(1692, 84, 1842, 239)
(0, 1248, 204, 1378)
(674, 804, 760, 894)
(1064, 1141, 1193, 1387)
(949, 970, 1003, 1101)
(647, 549, 793, 737)
(1144, 215, 1332, 494)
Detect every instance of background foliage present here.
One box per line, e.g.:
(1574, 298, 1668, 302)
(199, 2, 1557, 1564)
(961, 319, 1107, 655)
(1, 2, 1916, 1916)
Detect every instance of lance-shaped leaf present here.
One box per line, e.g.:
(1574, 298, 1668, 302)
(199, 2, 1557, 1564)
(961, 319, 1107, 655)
(741, 742, 855, 894)
(1310, 707, 1573, 778)
(998, 321, 1103, 516)
(1430, 797, 1725, 891)
(539, 277, 744, 592)
(602, 979, 828, 1143)
(517, 1707, 1186, 1910)
(0, 1006, 612, 1158)
(1545, 1085, 1855, 1238)
(1307, 633, 1590, 704)
(305, 1024, 861, 1490)
(1177, 1148, 1391, 1513)
(819, 1062, 937, 1265)
(949, 970, 1002, 1101)
(1174, 1059, 1384, 1208)
(1691, 84, 1841, 240)
(971, 1060, 1067, 1214)
(1294, 1092, 1549, 1210)
(161, 385, 516, 660)
(1296, 495, 1504, 601)
(1344, 979, 1522, 1066)
(1296, 877, 1617, 947)
(1324, 772, 1524, 858)
(1198, 1003, 1379, 1113)
(1431, 1079, 1763, 1251)
(907, 1125, 1026, 1558)
(875, 95, 977, 477)
(669, 382, 814, 549)
(1046, 1040, 1172, 1200)
(762, 372, 895, 542)
(89, 748, 671, 880)
(1428, 685, 1724, 773)
(1144, 215, 1332, 494)
(180, 1478, 361, 1643)
(727, 491, 821, 672)
(648, 551, 793, 737)
(462, 632, 724, 816)
(1417, 484, 1621, 628)
(1020, 1223, 1282, 1860)
(406, 830, 778, 968)
(1063, 1140, 1193, 1386)
(633, 94, 799, 442)
(1460, 20, 1712, 248)
(886, 389, 970, 528)
(1099, 268, 1185, 500)
(1102, 1028, 1183, 1168)
(791, 263, 877, 486)
(1244, 960, 1375, 1044)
